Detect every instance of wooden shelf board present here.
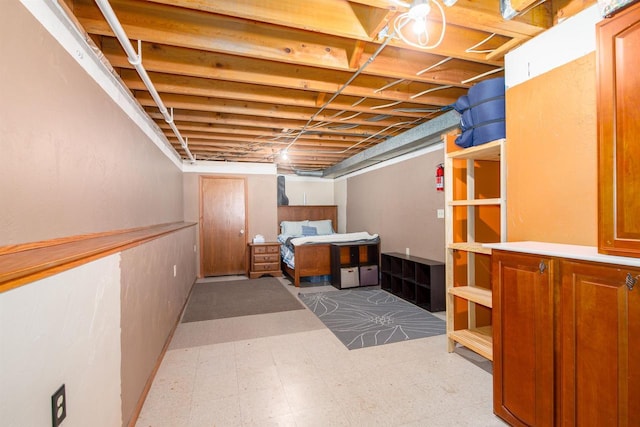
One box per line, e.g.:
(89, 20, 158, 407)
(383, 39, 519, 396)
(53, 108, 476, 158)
(448, 286, 493, 307)
(449, 326, 493, 361)
(447, 242, 493, 254)
(448, 198, 503, 206)
(446, 139, 503, 161)
(0, 222, 196, 293)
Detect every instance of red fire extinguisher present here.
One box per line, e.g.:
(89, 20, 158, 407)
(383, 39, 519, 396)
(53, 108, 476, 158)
(436, 164, 444, 191)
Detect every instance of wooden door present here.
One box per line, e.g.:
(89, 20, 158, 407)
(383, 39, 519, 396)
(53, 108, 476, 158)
(597, 2, 640, 257)
(200, 177, 247, 277)
(492, 251, 555, 427)
(560, 260, 640, 426)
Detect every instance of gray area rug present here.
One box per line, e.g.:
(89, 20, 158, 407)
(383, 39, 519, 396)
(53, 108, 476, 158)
(181, 277, 304, 322)
(298, 289, 446, 350)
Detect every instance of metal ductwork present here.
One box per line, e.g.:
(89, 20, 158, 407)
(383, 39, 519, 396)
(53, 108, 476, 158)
(500, 0, 546, 19)
(321, 110, 460, 178)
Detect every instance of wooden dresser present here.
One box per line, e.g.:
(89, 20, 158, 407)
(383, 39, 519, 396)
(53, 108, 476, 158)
(248, 243, 282, 279)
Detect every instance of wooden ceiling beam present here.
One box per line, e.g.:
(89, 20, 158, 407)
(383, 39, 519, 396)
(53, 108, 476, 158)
(119, 70, 434, 118)
(134, 92, 421, 128)
(348, 2, 396, 38)
(102, 34, 476, 95)
(157, 122, 371, 143)
(73, 0, 353, 70)
(103, 41, 458, 106)
(166, 134, 368, 149)
(145, 109, 408, 137)
(74, 0, 516, 73)
(146, 0, 372, 40)
(183, 143, 359, 159)
(102, 39, 466, 106)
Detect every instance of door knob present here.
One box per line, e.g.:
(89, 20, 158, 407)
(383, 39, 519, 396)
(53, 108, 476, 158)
(240, 229, 245, 235)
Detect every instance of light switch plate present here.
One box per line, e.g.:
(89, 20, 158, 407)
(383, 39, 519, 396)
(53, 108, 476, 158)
(437, 209, 445, 219)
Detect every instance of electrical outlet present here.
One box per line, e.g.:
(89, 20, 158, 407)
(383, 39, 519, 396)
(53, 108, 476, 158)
(51, 384, 66, 427)
(437, 209, 445, 219)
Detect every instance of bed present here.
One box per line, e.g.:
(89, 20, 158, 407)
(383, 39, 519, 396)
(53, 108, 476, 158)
(277, 205, 379, 287)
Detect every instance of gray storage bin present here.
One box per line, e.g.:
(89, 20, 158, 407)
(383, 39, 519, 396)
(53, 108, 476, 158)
(359, 265, 379, 286)
(340, 267, 360, 288)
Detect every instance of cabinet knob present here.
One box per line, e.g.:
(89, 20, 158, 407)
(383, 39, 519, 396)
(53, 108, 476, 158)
(625, 273, 638, 291)
(539, 261, 546, 274)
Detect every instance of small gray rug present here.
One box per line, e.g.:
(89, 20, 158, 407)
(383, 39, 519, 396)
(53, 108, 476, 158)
(299, 289, 445, 350)
(182, 277, 304, 322)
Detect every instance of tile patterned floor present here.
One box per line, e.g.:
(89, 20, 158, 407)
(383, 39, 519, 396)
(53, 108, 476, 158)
(135, 277, 506, 427)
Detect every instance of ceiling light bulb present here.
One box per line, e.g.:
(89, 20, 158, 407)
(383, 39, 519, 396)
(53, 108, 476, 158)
(412, 17, 427, 35)
(409, 0, 431, 19)
(281, 150, 288, 160)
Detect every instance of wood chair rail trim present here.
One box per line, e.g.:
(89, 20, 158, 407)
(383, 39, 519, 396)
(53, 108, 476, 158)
(0, 222, 196, 293)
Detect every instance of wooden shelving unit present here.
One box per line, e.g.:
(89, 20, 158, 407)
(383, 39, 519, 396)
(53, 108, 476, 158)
(444, 136, 506, 361)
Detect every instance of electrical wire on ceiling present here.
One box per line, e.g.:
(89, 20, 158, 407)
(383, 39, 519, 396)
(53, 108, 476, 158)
(370, 100, 403, 110)
(375, 79, 406, 93)
(278, 1, 464, 171)
(465, 33, 497, 54)
(282, 28, 399, 158)
(410, 84, 454, 99)
(416, 57, 453, 75)
(461, 67, 504, 84)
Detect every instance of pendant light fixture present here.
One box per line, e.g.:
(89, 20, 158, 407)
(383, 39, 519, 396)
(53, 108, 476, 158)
(393, 0, 453, 49)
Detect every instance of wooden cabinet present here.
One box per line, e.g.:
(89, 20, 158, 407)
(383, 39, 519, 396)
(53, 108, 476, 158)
(330, 241, 379, 289)
(248, 243, 282, 279)
(445, 136, 506, 361)
(380, 253, 445, 312)
(492, 250, 555, 426)
(559, 260, 640, 426)
(597, 2, 640, 258)
(491, 244, 640, 426)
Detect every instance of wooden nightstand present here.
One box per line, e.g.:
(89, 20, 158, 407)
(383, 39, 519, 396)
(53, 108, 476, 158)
(248, 242, 282, 279)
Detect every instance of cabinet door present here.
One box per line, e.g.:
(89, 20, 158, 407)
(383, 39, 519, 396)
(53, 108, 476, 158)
(492, 251, 555, 427)
(560, 261, 640, 426)
(597, 2, 640, 257)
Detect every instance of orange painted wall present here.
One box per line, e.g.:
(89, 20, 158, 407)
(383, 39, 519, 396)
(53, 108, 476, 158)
(505, 53, 597, 246)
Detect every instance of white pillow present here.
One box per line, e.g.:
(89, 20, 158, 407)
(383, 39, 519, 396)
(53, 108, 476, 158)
(280, 220, 308, 236)
(307, 219, 334, 235)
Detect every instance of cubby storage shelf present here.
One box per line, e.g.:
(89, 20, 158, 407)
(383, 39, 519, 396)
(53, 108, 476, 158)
(330, 241, 380, 290)
(381, 252, 445, 312)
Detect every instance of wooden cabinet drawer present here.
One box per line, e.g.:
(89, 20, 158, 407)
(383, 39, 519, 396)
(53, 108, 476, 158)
(252, 262, 279, 272)
(253, 253, 278, 263)
(253, 244, 280, 254)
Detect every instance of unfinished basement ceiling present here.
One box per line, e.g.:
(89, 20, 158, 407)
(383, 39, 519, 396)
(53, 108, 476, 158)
(61, 0, 594, 174)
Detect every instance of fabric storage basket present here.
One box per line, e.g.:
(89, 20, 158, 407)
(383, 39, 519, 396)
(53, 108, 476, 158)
(340, 267, 360, 288)
(359, 265, 379, 286)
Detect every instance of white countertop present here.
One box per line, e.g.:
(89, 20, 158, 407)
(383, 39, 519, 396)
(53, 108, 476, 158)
(483, 241, 640, 268)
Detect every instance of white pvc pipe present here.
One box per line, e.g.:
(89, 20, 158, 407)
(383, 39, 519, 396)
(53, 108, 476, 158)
(94, 0, 195, 163)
